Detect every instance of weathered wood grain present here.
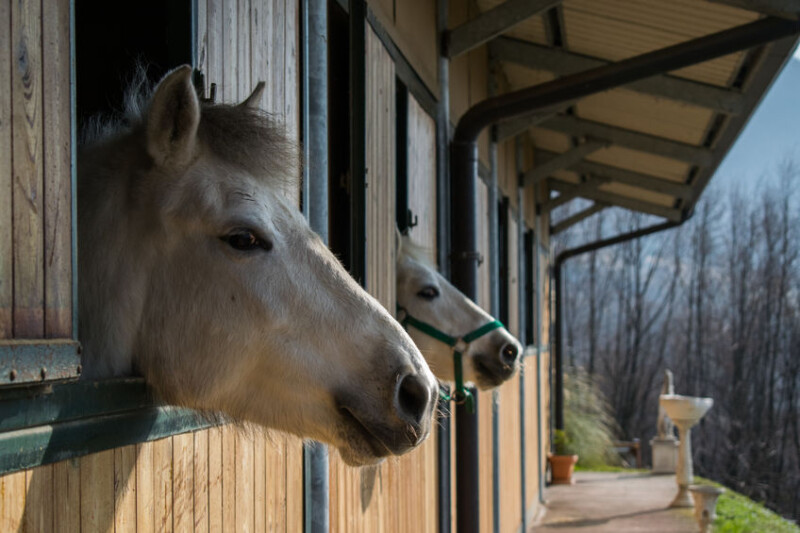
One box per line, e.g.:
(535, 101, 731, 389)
(237, 0, 251, 102)
(221, 426, 236, 533)
(0, 0, 13, 338)
(0, 471, 26, 531)
(42, 0, 72, 338)
(24, 464, 53, 533)
(193, 431, 210, 533)
(135, 441, 155, 533)
(11, 0, 45, 338)
(53, 458, 80, 533)
(80, 450, 115, 533)
(152, 437, 174, 533)
(114, 445, 137, 533)
(234, 430, 254, 532)
(207, 427, 224, 533)
(172, 433, 194, 533)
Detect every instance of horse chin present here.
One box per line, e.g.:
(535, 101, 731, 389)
(471, 357, 517, 390)
(337, 446, 386, 467)
(335, 408, 394, 466)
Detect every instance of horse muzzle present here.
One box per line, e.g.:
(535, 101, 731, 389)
(472, 331, 522, 389)
(335, 370, 437, 465)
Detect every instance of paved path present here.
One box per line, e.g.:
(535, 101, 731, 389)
(535, 471, 697, 532)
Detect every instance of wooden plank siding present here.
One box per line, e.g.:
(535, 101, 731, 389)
(0, 2, 304, 532)
(0, 0, 73, 341)
(0, 1, 554, 531)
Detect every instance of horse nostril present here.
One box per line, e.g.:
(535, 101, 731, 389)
(396, 373, 431, 427)
(500, 343, 519, 366)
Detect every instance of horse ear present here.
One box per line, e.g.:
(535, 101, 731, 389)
(146, 65, 200, 167)
(240, 81, 266, 109)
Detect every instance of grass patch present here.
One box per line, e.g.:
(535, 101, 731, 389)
(694, 477, 799, 533)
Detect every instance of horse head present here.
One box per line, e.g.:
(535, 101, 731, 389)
(396, 234, 522, 389)
(78, 66, 437, 466)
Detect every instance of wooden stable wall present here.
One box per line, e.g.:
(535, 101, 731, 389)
(1, 0, 72, 341)
(0, 1, 305, 532)
(329, 26, 438, 533)
(1, 0, 553, 531)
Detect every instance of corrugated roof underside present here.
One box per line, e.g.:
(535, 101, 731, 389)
(476, 0, 773, 217)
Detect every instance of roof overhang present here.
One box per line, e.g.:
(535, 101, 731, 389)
(466, 0, 800, 231)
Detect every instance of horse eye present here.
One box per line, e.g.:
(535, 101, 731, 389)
(224, 230, 273, 252)
(417, 286, 440, 300)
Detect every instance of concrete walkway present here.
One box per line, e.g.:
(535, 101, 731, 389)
(534, 471, 697, 532)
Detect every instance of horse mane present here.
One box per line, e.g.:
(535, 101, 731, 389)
(80, 66, 300, 187)
(398, 233, 436, 266)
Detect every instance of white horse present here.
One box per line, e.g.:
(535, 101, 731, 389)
(396, 236, 521, 391)
(78, 66, 437, 466)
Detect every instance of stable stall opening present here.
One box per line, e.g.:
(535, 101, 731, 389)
(327, 0, 353, 272)
(76, 0, 193, 128)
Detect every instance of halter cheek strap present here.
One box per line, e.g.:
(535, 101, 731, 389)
(397, 307, 504, 414)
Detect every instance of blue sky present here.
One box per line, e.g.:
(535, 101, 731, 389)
(712, 45, 800, 188)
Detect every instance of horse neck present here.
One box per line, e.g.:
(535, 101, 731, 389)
(78, 139, 159, 378)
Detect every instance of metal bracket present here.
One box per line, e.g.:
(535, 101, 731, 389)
(0, 339, 81, 385)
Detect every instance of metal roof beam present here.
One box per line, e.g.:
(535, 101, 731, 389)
(493, 107, 566, 142)
(523, 140, 608, 188)
(549, 179, 684, 221)
(541, 177, 608, 213)
(536, 149, 694, 199)
(706, 0, 800, 20)
(540, 115, 715, 166)
(489, 37, 746, 115)
(550, 202, 609, 235)
(444, 0, 561, 59)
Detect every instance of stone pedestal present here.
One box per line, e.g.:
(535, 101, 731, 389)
(650, 437, 679, 474)
(689, 484, 725, 533)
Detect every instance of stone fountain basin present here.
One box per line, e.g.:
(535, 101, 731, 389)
(659, 394, 713, 423)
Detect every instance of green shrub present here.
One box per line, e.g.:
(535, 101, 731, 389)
(561, 368, 620, 468)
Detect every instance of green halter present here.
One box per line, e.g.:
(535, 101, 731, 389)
(397, 307, 504, 414)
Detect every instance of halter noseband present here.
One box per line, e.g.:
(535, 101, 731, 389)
(397, 307, 504, 414)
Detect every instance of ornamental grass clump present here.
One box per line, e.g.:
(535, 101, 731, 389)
(563, 368, 620, 468)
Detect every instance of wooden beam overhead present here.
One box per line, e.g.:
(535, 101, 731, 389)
(523, 140, 608, 188)
(541, 178, 608, 213)
(550, 202, 609, 234)
(540, 115, 715, 166)
(488, 37, 747, 115)
(536, 149, 694, 199)
(549, 179, 684, 221)
(706, 0, 800, 20)
(444, 0, 561, 59)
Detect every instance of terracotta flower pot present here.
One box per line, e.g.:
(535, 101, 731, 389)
(549, 454, 579, 485)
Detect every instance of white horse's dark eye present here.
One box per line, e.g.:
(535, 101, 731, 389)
(417, 286, 440, 300)
(224, 230, 273, 252)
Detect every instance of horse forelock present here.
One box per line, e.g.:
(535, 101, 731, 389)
(80, 69, 300, 191)
(398, 235, 435, 267)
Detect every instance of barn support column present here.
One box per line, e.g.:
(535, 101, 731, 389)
(515, 137, 528, 529)
(301, 0, 330, 532)
(436, 1, 453, 533)
(449, 15, 800, 530)
(488, 64, 501, 533)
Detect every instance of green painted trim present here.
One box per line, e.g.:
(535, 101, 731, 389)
(0, 378, 215, 475)
(0, 405, 212, 475)
(0, 340, 81, 385)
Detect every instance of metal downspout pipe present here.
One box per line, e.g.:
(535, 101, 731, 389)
(553, 219, 683, 430)
(302, 0, 329, 531)
(449, 16, 800, 532)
